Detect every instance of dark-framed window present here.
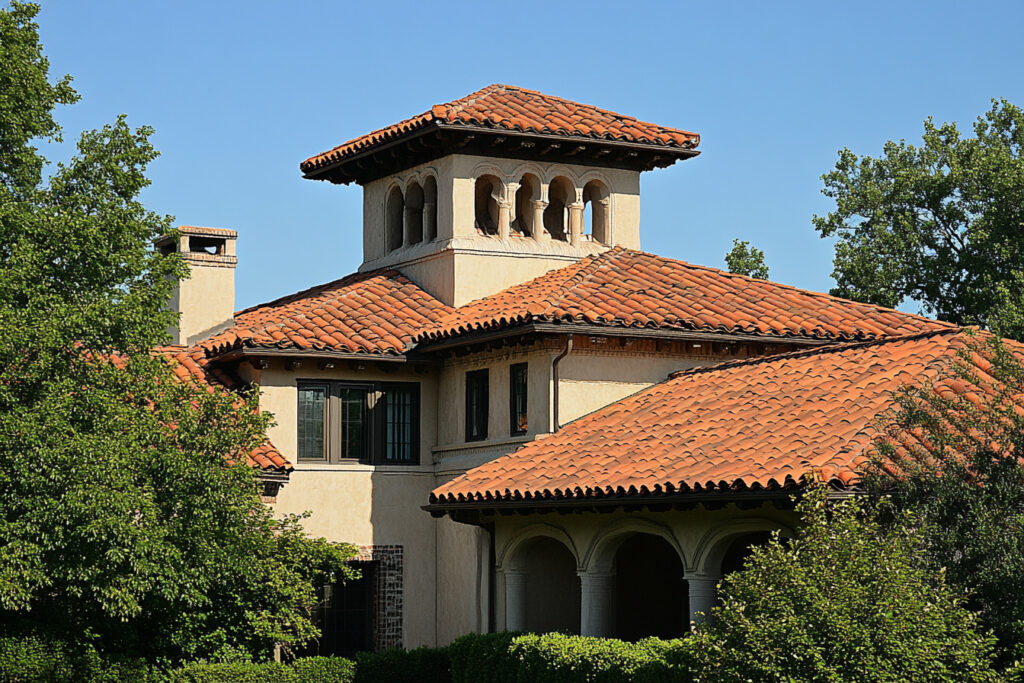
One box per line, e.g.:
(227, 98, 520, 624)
(509, 362, 528, 435)
(465, 368, 489, 442)
(298, 381, 420, 465)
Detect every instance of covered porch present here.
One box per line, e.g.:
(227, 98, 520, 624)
(489, 502, 795, 639)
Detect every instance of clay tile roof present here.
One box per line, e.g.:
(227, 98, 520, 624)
(202, 269, 454, 358)
(300, 84, 700, 174)
(419, 248, 952, 344)
(156, 345, 291, 474)
(431, 329, 1013, 506)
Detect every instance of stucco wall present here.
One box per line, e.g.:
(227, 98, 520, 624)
(259, 360, 440, 648)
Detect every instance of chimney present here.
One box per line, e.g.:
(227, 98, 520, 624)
(155, 225, 237, 345)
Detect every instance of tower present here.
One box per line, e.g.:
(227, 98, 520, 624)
(300, 85, 700, 307)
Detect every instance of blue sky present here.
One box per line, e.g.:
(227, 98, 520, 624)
(36, 1, 1024, 310)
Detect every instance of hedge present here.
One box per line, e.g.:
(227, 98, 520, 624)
(353, 646, 451, 683)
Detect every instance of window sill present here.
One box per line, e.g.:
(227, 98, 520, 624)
(292, 461, 433, 474)
(432, 433, 545, 454)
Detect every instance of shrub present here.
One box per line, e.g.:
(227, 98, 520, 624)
(168, 661, 297, 683)
(447, 632, 519, 683)
(354, 646, 451, 683)
(0, 634, 155, 682)
(509, 633, 690, 683)
(687, 486, 1000, 682)
(292, 656, 356, 683)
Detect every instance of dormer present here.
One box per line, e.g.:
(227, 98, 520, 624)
(300, 85, 700, 306)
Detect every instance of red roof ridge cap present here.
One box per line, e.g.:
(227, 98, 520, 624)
(233, 268, 409, 317)
(666, 327, 966, 380)
(619, 247, 955, 329)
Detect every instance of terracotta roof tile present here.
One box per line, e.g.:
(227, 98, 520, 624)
(156, 345, 290, 474)
(419, 248, 952, 344)
(431, 329, 1016, 505)
(300, 84, 699, 174)
(202, 270, 454, 357)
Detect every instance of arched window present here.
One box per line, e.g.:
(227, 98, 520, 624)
(422, 175, 438, 242)
(385, 186, 404, 253)
(582, 180, 610, 244)
(474, 175, 501, 236)
(544, 176, 574, 242)
(513, 173, 541, 237)
(405, 181, 424, 245)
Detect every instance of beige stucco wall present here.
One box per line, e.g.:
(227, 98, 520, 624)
(557, 350, 719, 425)
(170, 260, 236, 345)
(258, 360, 440, 648)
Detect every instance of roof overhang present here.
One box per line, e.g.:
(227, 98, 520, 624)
(302, 123, 700, 186)
(413, 321, 838, 356)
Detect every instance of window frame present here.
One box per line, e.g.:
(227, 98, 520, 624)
(509, 362, 528, 436)
(465, 368, 489, 442)
(297, 380, 420, 466)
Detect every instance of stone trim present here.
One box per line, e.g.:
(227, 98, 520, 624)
(357, 544, 403, 650)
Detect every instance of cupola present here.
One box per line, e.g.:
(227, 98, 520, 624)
(300, 85, 700, 306)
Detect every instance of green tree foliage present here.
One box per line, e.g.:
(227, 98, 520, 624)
(867, 333, 1024, 664)
(0, 2, 355, 665)
(723, 238, 769, 279)
(689, 487, 999, 682)
(814, 99, 1024, 338)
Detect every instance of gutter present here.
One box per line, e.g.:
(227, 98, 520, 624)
(551, 335, 574, 432)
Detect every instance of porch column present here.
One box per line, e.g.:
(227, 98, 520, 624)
(578, 571, 615, 637)
(505, 570, 528, 632)
(687, 573, 719, 625)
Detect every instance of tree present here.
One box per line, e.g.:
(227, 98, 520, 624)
(724, 238, 769, 279)
(813, 99, 1024, 339)
(689, 487, 999, 682)
(866, 332, 1024, 664)
(0, 2, 355, 665)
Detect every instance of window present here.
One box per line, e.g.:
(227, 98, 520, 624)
(465, 369, 489, 442)
(509, 363, 528, 435)
(296, 563, 376, 657)
(298, 381, 420, 465)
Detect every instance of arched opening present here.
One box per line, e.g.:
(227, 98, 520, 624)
(405, 181, 424, 245)
(719, 531, 773, 578)
(474, 175, 501, 236)
(385, 186, 404, 253)
(582, 180, 610, 243)
(422, 175, 438, 242)
(613, 534, 687, 641)
(544, 176, 574, 242)
(513, 173, 540, 237)
(522, 537, 580, 634)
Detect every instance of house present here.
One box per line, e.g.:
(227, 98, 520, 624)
(158, 85, 962, 654)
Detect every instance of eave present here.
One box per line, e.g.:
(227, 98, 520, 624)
(302, 124, 700, 186)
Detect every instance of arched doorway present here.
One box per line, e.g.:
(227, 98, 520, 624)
(719, 531, 773, 577)
(520, 536, 580, 634)
(613, 534, 687, 641)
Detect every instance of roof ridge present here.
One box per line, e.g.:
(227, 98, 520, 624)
(667, 327, 965, 380)
(233, 268, 405, 316)
(617, 247, 955, 329)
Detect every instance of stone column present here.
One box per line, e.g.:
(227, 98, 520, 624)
(497, 198, 511, 239)
(579, 571, 615, 637)
(403, 206, 418, 246)
(422, 202, 436, 242)
(596, 198, 611, 243)
(505, 571, 528, 632)
(568, 202, 585, 246)
(532, 200, 549, 242)
(687, 573, 719, 626)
